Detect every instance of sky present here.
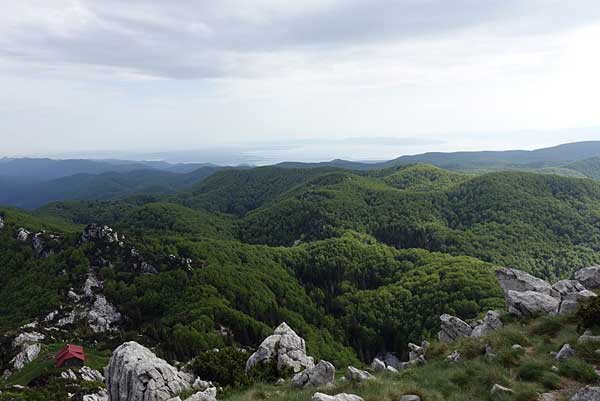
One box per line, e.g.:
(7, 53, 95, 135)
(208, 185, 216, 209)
(1, 0, 600, 163)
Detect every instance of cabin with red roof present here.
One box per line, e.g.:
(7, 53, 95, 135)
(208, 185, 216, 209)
(55, 344, 85, 368)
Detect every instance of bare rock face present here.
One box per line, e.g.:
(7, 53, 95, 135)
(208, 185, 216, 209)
(438, 314, 472, 342)
(311, 393, 364, 401)
(245, 323, 314, 374)
(292, 360, 335, 388)
(8, 331, 45, 372)
(570, 386, 600, 401)
(506, 290, 560, 317)
(83, 390, 109, 401)
(575, 266, 600, 290)
(87, 294, 121, 333)
(556, 344, 576, 361)
(106, 341, 194, 401)
(559, 290, 597, 316)
(470, 311, 503, 338)
(15, 227, 30, 242)
(496, 268, 558, 297)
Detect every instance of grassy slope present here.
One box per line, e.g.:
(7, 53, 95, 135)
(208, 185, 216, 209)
(224, 315, 600, 401)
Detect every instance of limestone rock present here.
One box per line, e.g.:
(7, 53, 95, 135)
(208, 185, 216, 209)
(506, 290, 560, 316)
(370, 358, 386, 372)
(553, 280, 586, 297)
(0, 216, 4, 230)
(490, 384, 514, 397)
(245, 323, 314, 373)
(105, 341, 194, 401)
(345, 366, 374, 383)
(496, 268, 558, 297)
(559, 290, 597, 315)
(87, 294, 121, 333)
(575, 266, 600, 290)
(81, 224, 119, 243)
(556, 344, 576, 361)
(83, 390, 109, 401)
(446, 350, 461, 363)
(471, 311, 503, 338)
(9, 331, 45, 372)
(80, 366, 104, 382)
(292, 360, 335, 388)
(570, 386, 600, 401)
(578, 330, 600, 344)
(438, 314, 472, 342)
(15, 227, 30, 242)
(311, 393, 364, 401)
(399, 396, 421, 401)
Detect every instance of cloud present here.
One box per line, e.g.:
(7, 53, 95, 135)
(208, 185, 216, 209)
(1, 0, 599, 80)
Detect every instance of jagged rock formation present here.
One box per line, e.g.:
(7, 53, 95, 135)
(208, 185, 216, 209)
(5, 331, 45, 376)
(471, 311, 503, 337)
(83, 389, 109, 401)
(167, 388, 217, 401)
(245, 323, 314, 373)
(370, 358, 386, 372)
(81, 224, 119, 243)
(556, 344, 576, 361)
(62, 366, 104, 382)
(292, 360, 335, 388)
(311, 393, 364, 401)
(496, 268, 597, 317)
(15, 227, 30, 242)
(575, 266, 600, 290)
(105, 341, 194, 401)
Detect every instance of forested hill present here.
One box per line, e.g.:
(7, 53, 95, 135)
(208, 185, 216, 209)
(36, 164, 600, 281)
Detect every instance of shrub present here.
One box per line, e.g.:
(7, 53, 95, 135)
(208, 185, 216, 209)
(517, 361, 546, 382)
(558, 358, 599, 383)
(540, 372, 561, 390)
(191, 347, 252, 389)
(529, 316, 563, 337)
(576, 296, 600, 330)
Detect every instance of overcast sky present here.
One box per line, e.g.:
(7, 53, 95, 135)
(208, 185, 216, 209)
(1, 0, 600, 162)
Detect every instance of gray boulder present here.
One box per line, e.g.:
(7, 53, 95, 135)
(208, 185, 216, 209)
(578, 330, 600, 344)
(345, 366, 374, 383)
(83, 390, 109, 401)
(556, 344, 576, 361)
(87, 294, 121, 333)
(292, 360, 335, 388)
(0, 216, 4, 230)
(570, 386, 600, 401)
(245, 323, 314, 373)
(399, 396, 421, 401)
(506, 290, 560, 316)
(311, 393, 364, 401)
(559, 290, 597, 315)
(438, 314, 472, 342)
(446, 350, 461, 363)
(553, 280, 586, 296)
(370, 358, 386, 372)
(15, 228, 30, 242)
(471, 311, 503, 338)
(575, 266, 600, 290)
(490, 384, 514, 397)
(105, 341, 194, 401)
(496, 268, 558, 297)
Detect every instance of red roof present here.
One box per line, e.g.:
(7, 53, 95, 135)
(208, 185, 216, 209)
(55, 344, 85, 367)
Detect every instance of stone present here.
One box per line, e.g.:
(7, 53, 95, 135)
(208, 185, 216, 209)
(9, 331, 45, 372)
(511, 344, 524, 352)
(61, 369, 77, 380)
(105, 341, 194, 401)
(87, 294, 121, 333)
(275, 378, 286, 385)
(575, 266, 600, 290)
(485, 344, 496, 359)
(79, 366, 104, 382)
(311, 393, 364, 401)
(496, 268, 558, 297)
(246, 323, 314, 373)
(81, 224, 119, 243)
(292, 360, 335, 388)
(83, 390, 109, 401)
(578, 330, 600, 344)
(370, 358, 386, 372)
(399, 396, 421, 401)
(570, 386, 600, 401)
(385, 365, 399, 373)
(380, 352, 401, 370)
(15, 227, 30, 242)
(345, 366, 374, 383)
(471, 311, 503, 337)
(556, 344, 576, 361)
(408, 342, 425, 361)
(490, 384, 514, 397)
(559, 290, 597, 315)
(0, 216, 4, 230)
(506, 290, 560, 316)
(183, 388, 218, 401)
(438, 314, 473, 342)
(446, 350, 461, 363)
(553, 280, 586, 296)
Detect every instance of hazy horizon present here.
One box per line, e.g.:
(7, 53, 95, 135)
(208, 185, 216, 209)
(1, 1, 600, 159)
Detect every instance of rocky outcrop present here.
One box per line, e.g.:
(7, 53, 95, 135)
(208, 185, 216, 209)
(8, 331, 45, 372)
(370, 358, 386, 372)
(496, 268, 558, 297)
(0, 215, 4, 230)
(471, 311, 503, 338)
(438, 314, 472, 342)
(105, 341, 194, 401)
(559, 289, 597, 316)
(570, 386, 600, 401)
(311, 393, 364, 401)
(87, 294, 121, 333)
(292, 360, 335, 388)
(506, 290, 560, 316)
(575, 266, 600, 290)
(345, 366, 374, 383)
(167, 388, 217, 401)
(83, 390, 109, 401)
(245, 323, 314, 374)
(81, 224, 119, 243)
(578, 330, 600, 344)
